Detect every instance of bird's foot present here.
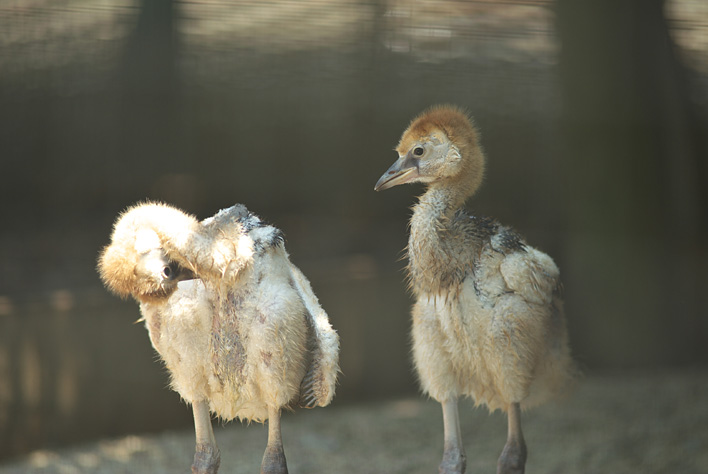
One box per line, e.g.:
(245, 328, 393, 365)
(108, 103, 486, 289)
(261, 445, 289, 474)
(192, 443, 221, 474)
(496, 438, 526, 474)
(438, 446, 466, 474)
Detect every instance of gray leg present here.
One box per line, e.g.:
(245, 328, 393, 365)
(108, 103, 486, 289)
(439, 398, 466, 474)
(497, 402, 527, 474)
(191, 400, 221, 474)
(261, 406, 289, 474)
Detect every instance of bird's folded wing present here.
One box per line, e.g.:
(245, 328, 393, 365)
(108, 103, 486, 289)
(499, 249, 560, 306)
(288, 263, 340, 408)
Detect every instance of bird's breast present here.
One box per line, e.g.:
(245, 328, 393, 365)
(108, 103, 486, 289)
(407, 234, 475, 299)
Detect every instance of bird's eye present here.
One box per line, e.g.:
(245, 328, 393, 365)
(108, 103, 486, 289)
(413, 146, 424, 156)
(161, 265, 173, 279)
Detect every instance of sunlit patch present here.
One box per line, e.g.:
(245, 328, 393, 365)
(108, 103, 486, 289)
(98, 435, 155, 463)
(666, 0, 708, 74)
(51, 290, 74, 312)
(134, 229, 161, 254)
(0, 296, 13, 316)
(389, 398, 423, 419)
(75, 451, 101, 469)
(21, 340, 42, 408)
(27, 450, 64, 469)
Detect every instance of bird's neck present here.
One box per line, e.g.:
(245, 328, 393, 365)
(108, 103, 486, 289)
(407, 182, 473, 297)
(412, 181, 470, 230)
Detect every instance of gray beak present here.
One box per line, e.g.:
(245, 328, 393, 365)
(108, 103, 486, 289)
(374, 155, 420, 191)
(171, 263, 196, 281)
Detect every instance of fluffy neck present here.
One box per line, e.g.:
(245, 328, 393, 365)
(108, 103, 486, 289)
(408, 179, 477, 297)
(416, 183, 465, 219)
(411, 161, 478, 229)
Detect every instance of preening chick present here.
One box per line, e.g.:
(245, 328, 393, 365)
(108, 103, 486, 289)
(98, 202, 339, 474)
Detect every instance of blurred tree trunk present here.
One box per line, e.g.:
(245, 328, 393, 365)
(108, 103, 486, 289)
(114, 0, 183, 202)
(122, 0, 178, 98)
(556, 0, 707, 366)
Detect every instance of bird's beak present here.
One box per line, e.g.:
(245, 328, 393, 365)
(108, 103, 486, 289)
(374, 155, 420, 191)
(175, 265, 196, 281)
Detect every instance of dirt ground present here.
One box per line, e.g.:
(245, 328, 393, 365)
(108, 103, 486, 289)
(1, 370, 706, 474)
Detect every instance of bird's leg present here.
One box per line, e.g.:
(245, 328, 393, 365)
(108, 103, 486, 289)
(191, 400, 221, 474)
(439, 398, 466, 474)
(497, 402, 527, 474)
(261, 406, 289, 474)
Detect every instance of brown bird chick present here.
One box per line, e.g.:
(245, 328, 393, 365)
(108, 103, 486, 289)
(98, 202, 339, 474)
(375, 106, 575, 474)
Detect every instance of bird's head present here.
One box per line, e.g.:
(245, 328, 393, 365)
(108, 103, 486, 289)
(98, 203, 195, 304)
(374, 105, 485, 196)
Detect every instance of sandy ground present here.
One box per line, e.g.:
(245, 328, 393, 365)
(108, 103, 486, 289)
(1, 371, 706, 474)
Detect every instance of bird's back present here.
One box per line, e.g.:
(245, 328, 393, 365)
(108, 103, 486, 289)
(192, 205, 338, 419)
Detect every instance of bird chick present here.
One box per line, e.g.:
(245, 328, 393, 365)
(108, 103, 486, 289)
(98, 202, 339, 474)
(375, 106, 575, 474)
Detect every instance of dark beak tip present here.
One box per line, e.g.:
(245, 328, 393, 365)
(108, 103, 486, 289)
(178, 267, 197, 281)
(374, 177, 391, 192)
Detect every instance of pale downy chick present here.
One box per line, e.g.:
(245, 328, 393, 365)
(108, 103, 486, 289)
(98, 202, 339, 474)
(375, 106, 575, 474)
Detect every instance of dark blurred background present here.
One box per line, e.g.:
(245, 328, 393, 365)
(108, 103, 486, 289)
(0, 0, 706, 462)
